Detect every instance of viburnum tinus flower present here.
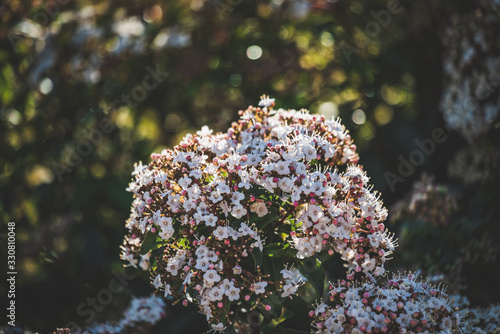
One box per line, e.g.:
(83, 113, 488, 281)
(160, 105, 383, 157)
(311, 273, 461, 333)
(121, 96, 396, 330)
(85, 295, 166, 334)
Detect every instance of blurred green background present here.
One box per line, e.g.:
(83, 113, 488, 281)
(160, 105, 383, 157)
(1, 0, 499, 332)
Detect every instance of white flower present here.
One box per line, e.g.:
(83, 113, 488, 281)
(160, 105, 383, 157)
(231, 204, 247, 219)
(302, 144, 317, 161)
(182, 272, 193, 286)
(252, 281, 268, 294)
(195, 257, 210, 272)
(213, 226, 229, 240)
(209, 322, 227, 333)
(203, 270, 221, 286)
(164, 283, 172, 297)
(275, 160, 291, 175)
(307, 204, 324, 222)
(281, 269, 295, 280)
(361, 258, 376, 272)
(374, 266, 385, 276)
(226, 286, 241, 301)
(250, 201, 268, 218)
(178, 176, 192, 189)
(204, 213, 218, 227)
(139, 252, 150, 271)
(209, 287, 224, 301)
(258, 96, 275, 107)
(281, 282, 299, 298)
(197, 125, 213, 136)
(231, 191, 245, 205)
(233, 265, 242, 275)
(153, 274, 163, 289)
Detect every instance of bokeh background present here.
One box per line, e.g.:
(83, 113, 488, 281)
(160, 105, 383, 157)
(1, 0, 499, 332)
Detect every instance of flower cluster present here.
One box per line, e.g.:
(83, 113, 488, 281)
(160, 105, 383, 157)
(121, 96, 395, 329)
(311, 273, 461, 333)
(461, 305, 500, 334)
(85, 295, 166, 334)
(440, 1, 500, 143)
(448, 143, 500, 185)
(390, 174, 458, 227)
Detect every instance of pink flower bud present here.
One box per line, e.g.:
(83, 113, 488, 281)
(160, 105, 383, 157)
(245, 295, 250, 301)
(182, 300, 188, 306)
(218, 302, 223, 308)
(265, 305, 271, 311)
(309, 311, 314, 317)
(151, 227, 156, 233)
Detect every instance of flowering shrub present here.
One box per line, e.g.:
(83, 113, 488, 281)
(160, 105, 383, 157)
(390, 174, 458, 227)
(84, 295, 166, 334)
(311, 273, 461, 333)
(120, 96, 396, 330)
(440, 0, 500, 143)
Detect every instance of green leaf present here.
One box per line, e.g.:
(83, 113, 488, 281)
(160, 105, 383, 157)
(141, 230, 163, 254)
(266, 293, 283, 319)
(251, 247, 263, 268)
(250, 207, 280, 230)
(264, 243, 296, 258)
(298, 258, 326, 297)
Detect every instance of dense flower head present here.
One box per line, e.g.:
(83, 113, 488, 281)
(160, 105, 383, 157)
(121, 96, 396, 329)
(311, 273, 461, 334)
